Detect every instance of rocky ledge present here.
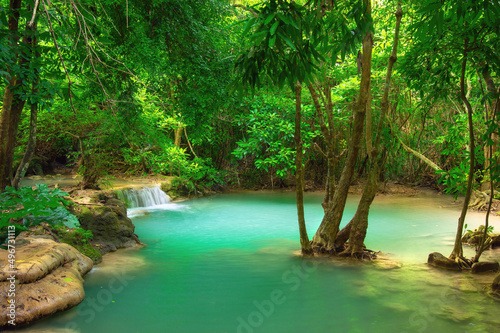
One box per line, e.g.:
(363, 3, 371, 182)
(0, 236, 93, 328)
(71, 192, 145, 256)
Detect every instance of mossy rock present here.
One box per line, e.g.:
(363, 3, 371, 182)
(75, 198, 143, 255)
(161, 180, 173, 192)
(56, 229, 102, 264)
(73, 243, 102, 264)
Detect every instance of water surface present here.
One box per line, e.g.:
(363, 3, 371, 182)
(17, 191, 500, 333)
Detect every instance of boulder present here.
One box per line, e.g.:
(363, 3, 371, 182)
(471, 261, 499, 274)
(77, 197, 144, 255)
(0, 237, 92, 328)
(427, 252, 461, 270)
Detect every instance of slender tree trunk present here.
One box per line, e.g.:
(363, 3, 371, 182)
(295, 82, 313, 255)
(449, 38, 475, 263)
(338, 1, 403, 257)
(0, 0, 26, 191)
(308, 83, 335, 212)
(311, 0, 373, 252)
(12, 96, 38, 190)
(480, 66, 499, 191)
(12, 10, 39, 190)
(174, 127, 183, 147)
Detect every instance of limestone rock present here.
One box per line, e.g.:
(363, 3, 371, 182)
(427, 252, 461, 270)
(471, 261, 499, 274)
(0, 237, 92, 328)
(77, 198, 144, 255)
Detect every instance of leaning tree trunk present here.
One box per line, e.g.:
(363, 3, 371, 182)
(449, 38, 475, 264)
(0, 0, 28, 192)
(295, 82, 313, 255)
(311, 0, 373, 252)
(338, 0, 403, 257)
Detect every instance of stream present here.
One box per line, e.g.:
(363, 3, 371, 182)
(14, 191, 500, 333)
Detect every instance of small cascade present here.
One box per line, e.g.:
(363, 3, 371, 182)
(117, 186, 170, 208)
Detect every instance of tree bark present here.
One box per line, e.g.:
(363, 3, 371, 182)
(307, 83, 335, 212)
(449, 38, 475, 264)
(0, 0, 30, 191)
(338, 0, 403, 257)
(311, 0, 373, 252)
(480, 66, 499, 190)
(295, 82, 313, 255)
(12, 7, 39, 190)
(174, 127, 183, 147)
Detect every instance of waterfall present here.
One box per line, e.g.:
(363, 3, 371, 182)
(117, 186, 171, 208)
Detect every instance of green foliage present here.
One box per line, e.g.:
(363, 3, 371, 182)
(53, 225, 101, 262)
(0, 184, 79, 245)
(234, 0, 371, 92)
(231, 94, 318, 179)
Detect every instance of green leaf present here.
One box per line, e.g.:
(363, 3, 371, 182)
(270, 21, 279, 36)
(277, 13, 290, 25)
(269, 35, 277, 48)
(277, 32, 296, 51)
(264, 13, 276, 25)
(242, 17, 257, 36)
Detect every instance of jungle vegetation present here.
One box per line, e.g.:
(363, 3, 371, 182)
(1, 0, 499, 263)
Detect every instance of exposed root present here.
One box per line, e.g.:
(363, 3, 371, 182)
(454, 256, 473, 270)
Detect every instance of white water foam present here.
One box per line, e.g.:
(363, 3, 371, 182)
(117, 186, 186, 217)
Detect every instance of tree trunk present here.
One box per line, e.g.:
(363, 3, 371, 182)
(311, 0, 373, 252)
(174, 126, 183, 147)
(342, 162, 378, 256)
(295, 82, 313, 255)
(307, 83, 335, 212)
(0, 0, 26, 191)
(449, 38, 475, 264)
(337, 0, 403, 257)
(480, 66, 499, 191)
(12, 9, 39, 190)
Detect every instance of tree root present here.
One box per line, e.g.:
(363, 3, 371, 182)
(454, 256, 473, 270)
(310, 241, 378, 261)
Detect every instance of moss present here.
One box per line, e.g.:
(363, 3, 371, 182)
(53, 227, 102, 264)
(72, 243, 102, 264)
(161, 180, 173, 192)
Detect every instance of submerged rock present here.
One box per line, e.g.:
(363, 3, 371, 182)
(427, 252, 461, 270)
(471, 261, 499, 274)
(0, 237, 92, 328)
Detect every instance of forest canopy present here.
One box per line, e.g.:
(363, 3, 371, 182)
(0, 0, 498, 203)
